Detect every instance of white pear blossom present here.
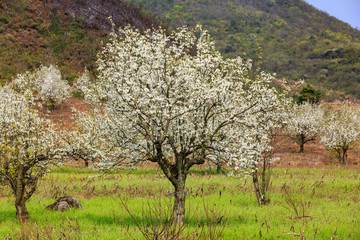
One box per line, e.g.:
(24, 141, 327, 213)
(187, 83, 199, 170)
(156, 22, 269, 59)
(77, 25, 290, 224)
(321, 104, 360, 164)
(14, 65, 70, 108)
(67, 108, 125, 168)
(0, 86, 66, 221)
(286, 102, 325, 153)
(74, 69, 99, 102)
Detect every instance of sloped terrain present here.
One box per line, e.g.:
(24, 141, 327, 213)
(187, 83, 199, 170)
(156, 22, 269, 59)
(50, 0, 160, 33)
(0, 0, 160, 84)
(1, 0, 360, 97)
(128, 0, 360, 98)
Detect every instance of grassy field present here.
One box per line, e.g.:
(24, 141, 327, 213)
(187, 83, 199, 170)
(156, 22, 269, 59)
(1, 166, 360, 239)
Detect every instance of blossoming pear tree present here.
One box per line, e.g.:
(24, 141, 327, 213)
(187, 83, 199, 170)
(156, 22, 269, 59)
(0, 86, 65, 221)
(15, 64, 70, 109)
(321, 104, 360, 164)
(228, 101, 289, 205)
(78, 25, 290, 224)
(286, 102, 325, 153)
(67, 108, 122, 168)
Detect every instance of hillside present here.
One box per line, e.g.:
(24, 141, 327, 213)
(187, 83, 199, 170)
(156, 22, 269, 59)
(128, 0, 360, 98)
(2, 0, 359, 98)
(0, 0, 160, 84)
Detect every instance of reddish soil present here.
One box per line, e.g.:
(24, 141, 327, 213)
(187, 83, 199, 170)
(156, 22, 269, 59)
(42, 97, 89, 130)
(0, 191, 9, 199)
(272, 136, 360, 169)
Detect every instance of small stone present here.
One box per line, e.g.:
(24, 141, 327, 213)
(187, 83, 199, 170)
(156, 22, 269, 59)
(45, 195, 82, 211)
(54, 201, 71, 211)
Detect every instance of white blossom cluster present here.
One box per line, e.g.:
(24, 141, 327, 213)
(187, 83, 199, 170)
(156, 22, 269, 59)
(286, 102, 324, 150)
(67, 108, 126, 170)
(0, 86, 64, 184)
(77, 25, 290, 173)
(14, 65, 70, 107)
(74, 70, 106, 103)
(321, 105, 360, 156)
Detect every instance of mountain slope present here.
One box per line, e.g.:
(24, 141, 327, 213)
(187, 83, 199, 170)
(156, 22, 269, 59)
(0, 0, 160, 84)
(128, 0, 360, 98)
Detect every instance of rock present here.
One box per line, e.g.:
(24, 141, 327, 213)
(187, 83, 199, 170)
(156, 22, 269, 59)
(45, 196, 83, 211)
(53, 201, 71, 211)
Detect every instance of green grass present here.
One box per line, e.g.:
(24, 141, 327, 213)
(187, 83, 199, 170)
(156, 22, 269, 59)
(1, 167, 360, 239)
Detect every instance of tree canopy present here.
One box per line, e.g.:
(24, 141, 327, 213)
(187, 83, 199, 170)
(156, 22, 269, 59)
(76, 25, 290, 224)
(0, 86, 65, 221)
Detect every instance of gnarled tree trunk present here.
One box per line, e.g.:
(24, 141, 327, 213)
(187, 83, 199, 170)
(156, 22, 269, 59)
(252, 170, 269, 205)
(342, 148, 348, 165)
(15, 199, 29, 222)
(173, 180, 186, 226)
(154, 142, 204, 226)
(14, 167, 29, 222)
(338, 147, 348, 165)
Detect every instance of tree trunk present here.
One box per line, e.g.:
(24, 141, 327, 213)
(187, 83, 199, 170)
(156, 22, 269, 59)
(84, 159, 89, 167)
(343, 149, 348, 164)
(299, 134, 305, 153)
(173, 179, 186, 226)
(299, 142, 304, 153)
(15, 200, 29, 222)
(252, 170, 265, 205)
(340, 148, 348, 165)
(14, 165, 29, 222)
(216, 162, 222, 174)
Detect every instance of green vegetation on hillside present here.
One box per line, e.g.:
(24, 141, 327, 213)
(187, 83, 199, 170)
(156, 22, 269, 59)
(2, 0, 360, 97)
(0, 0, 109, 84)
(129, 0, 360, 98)
(0, 0, 161, 85)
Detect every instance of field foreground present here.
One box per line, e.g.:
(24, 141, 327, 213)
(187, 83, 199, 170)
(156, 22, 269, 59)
(1, 166, 360, 239)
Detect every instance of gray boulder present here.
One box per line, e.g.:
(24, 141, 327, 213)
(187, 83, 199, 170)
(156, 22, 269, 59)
(45, 196, 83, 211)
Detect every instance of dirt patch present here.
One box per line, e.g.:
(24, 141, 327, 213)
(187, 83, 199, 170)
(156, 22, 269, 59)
(41, 97, 89, 130)
(272, 137, 360, 169)
(0, 194, 9, 199)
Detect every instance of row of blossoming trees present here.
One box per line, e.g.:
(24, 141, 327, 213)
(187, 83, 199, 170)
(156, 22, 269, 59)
(1, 25, 359, 224)
(287, 102, 360, 164)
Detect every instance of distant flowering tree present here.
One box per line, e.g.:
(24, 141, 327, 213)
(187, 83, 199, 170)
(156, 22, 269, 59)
(67, 109, 120, 168)
(77, 25, 290, 224)
(70, 70, 123, 167)
(73, 69, 91, 97)
(15, 64, 70, 108)
(321, 104, 360, 164)
(228, 109, 288, 205)
(287, 102, 325, 153)
(0, 86, 65, 221)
